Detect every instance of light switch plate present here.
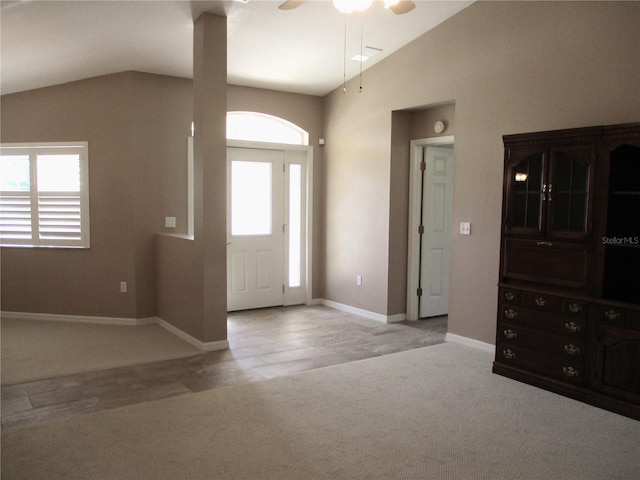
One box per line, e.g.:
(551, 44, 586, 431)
(460, 222, 471, 235)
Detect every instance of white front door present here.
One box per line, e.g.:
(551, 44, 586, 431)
(419, 145, 454, 318)
(227, 146, 309, 311)
(227, 147, 284, 311)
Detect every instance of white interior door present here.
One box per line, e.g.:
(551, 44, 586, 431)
(227, 148, 284, 311)
(419, 145, 454, 318)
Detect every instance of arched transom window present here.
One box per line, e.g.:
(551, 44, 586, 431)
(227, 111, 309, 146)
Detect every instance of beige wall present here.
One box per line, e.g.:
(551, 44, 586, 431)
(409, 103, 456, 144)
(322, 1, 640, 342)
(1, 71, 192, 319)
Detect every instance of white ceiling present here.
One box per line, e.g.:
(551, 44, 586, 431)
(0, 0, 473, 97)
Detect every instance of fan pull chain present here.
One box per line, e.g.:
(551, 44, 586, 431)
(343, 14, 347, 93)
(359, 12, 363, 93)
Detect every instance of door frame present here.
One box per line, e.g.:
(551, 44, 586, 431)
(406, 135, 455, 321)
(227, 140, 314, 308)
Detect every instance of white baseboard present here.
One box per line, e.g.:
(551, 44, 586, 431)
(154, 317, 229, 352)
(445, 332, 495, 353)
(1, 311, 229, 352)
(315, 299, 406, 324)
(0, 311, 154, 326)
(387, 313, 407, 323)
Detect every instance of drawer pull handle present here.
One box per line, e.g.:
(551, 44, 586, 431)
(503, 329, 518, 340)
(562, 366, 579, 378)
(504, 291, 516, 301)
(564, 322, 581, 333)
(504, 309, 518, 320)
(502, 349, 516, 360)
(535, 297, 547, 307)
(564, 344, 581, 355)
(568, 303, 583, 314)
(536, 241, 553, 247)
(605, 310, 620, 321)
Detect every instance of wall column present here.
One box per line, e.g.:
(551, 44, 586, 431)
(193, 13, 227, 342)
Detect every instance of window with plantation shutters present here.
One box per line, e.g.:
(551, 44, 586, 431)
(0, 143, 90, 248)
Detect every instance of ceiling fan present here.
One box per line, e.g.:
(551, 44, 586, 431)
(278, 0, 416, 15)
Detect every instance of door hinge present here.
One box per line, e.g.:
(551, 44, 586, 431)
(282, 284, 285, 293)
(420, 161, 426, 171)
(418, 225, 424, 235)
(417, 288, 423, 297)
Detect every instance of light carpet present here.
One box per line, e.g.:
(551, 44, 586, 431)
(2, 342, 639, 479)
(1, 318, 202, 385)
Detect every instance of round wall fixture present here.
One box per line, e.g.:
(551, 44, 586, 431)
(434, 120, 446, 134)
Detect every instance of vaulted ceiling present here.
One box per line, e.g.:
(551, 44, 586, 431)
(0, 0, 473, 96)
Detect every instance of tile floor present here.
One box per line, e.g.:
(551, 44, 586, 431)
(1, 305, 447, 431)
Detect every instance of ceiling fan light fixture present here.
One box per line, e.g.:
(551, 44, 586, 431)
(332, 0, 373, 14)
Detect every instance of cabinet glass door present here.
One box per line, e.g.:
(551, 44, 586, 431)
(547, 145, 594, 239)
(507, 151, 544, 234)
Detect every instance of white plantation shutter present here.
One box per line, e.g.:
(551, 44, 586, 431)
(38, 193, 83, 241)
(0, 143, 89, 248)
(0, 192, 33, 239)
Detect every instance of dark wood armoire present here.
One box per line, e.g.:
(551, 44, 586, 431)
(493, 122, 640, 420)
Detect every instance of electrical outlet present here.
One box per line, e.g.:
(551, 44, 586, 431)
(165, 216, 176, 228)
(460, 222, 471, 235)
(120, 281, 127, 293)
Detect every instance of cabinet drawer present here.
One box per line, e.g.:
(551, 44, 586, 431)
(521, 292, 563, 313)
(515, 292, 587, 318)
(501, 288, 521, 305)
(502, 238, 590, 290)
(562, 299, 588, 319)
(500, 323, 586, 361)
(598, 306, 626, 327)
(596, 305, 640, 332)
(497, 344, 585, 385)
(500, 305, 587, 338)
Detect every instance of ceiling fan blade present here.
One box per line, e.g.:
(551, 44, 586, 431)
(278, 0, 305, 10)
(389, 0, 416, 15)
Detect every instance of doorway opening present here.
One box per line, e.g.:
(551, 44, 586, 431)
(406, 135, 454, 321)
(223, 112, 312, 312)
(226, 143, 312, 311)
